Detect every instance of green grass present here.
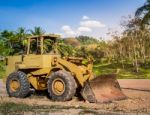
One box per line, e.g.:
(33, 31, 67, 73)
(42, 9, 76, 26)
(0, 102, 31, 114)
(93, 63, 150, 79)
(0, 61, 150, 79)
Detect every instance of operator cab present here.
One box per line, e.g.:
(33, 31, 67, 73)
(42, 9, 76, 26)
(27, 34, 60, 55)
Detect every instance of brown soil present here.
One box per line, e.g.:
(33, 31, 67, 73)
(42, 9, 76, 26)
(0, 79, 150, 115)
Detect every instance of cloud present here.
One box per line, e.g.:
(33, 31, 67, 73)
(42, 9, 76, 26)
(61, 25, 76, 37)
(82, 16, 89, 20)
(80, 20, 106, 28)
(77, 26, 92, 32)
(61, 16, 106, 38)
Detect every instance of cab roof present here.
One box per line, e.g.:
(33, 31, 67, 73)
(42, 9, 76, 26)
(28, 34, 60, 39)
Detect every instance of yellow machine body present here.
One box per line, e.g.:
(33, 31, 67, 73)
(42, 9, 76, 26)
(4, 34, 126, 103)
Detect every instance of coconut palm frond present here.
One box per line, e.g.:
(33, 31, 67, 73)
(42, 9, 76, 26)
(135, 5, 149, 17)
(30, 27, 45, 36)
(135, 0, 150, 26)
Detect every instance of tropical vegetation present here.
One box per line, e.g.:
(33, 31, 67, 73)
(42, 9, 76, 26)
(0, 1, 150, 79)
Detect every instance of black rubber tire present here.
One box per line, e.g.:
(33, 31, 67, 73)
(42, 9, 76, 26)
(47, 70, 76, 101)
(6, 71, 30, 98)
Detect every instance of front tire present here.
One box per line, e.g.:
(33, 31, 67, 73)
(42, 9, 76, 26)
(47, 70, 76, 101)
(6, 71, 30, 98)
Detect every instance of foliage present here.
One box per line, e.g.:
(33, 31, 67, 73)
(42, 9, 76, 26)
(30, 26, 45, 35)
(110, 17, 150, 72)
(57, 42, 76, 56)
(0, 26, 45, 55)
(76, 36, 99, 45)
(135, 0, 150, 25)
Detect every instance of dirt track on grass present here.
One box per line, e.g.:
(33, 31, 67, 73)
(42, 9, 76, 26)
(0, 79, 150, 115)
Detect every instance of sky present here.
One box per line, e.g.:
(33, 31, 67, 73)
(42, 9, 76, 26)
(0, 0, 146, 39)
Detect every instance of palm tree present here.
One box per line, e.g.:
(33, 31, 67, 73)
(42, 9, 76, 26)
(16, 27, 28, 40)
(30, 26, 45, 35)
(1, 30, 16, 48)
(0, 30, 17, 54)
(15, 27, 30, 46)
(135, 0, 150, 24)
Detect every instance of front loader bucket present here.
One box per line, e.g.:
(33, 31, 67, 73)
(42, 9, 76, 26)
(81, 74, 127, 103)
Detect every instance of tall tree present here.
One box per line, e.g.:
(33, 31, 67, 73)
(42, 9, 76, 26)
(1, 30, 16, 48)
(15, 27, 30, 52)
(16, 27, 27, 40)
(30, 27, 45, 35)
(0, 30, 17, 54)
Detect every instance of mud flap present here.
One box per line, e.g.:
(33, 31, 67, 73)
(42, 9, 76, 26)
(81, 74, 127, 103)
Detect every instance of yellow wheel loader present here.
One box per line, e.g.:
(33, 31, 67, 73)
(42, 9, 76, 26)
(4, 34, 126, 103)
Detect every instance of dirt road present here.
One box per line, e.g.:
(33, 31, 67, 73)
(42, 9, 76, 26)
(118, 79, 150, 91)
(0, 79, 150, 115)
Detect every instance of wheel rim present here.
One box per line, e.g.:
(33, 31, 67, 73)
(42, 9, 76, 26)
(52, 78, 65, 95)
(10, 79, 20, 92)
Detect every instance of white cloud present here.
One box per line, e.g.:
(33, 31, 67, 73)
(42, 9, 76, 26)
(61, 16, 106, 38)
(77, 26, 92, 32)
(80, 20, 106, 28)
(61, 25, 76, 37)
(82, 16, 89, 20)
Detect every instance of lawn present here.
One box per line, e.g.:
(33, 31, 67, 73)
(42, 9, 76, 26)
(0, 61, 150, 79)
(93, 63, 150, 79)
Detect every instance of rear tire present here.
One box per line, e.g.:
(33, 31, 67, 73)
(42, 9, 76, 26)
(47, 70, 76, 101)
(6, 71, 30, 98)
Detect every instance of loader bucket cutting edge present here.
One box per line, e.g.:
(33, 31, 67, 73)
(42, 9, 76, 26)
(81, 74, 127, 103)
